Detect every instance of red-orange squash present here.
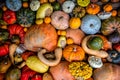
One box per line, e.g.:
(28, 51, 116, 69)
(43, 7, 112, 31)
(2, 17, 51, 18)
(66, 28, 85, 45)
(24, 23, 58, 52)
(63, 44, 85, 62)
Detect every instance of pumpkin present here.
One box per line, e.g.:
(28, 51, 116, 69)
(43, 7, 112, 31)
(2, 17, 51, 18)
(30, 0, 40, 11)
(51, 11, 69, 30)
(44, 16, 51, 24)
(81, 15, 101, 34)
(3, 10, 16, 24)
(0, 44, 9, 57)
(93, 63, 120, 80)
(72, 6, 86, 18)
(69, 62, 93, 80)
(101, 17, 120, 35)
(97, 11, 112, 20)
(6, 0, 22, 11)
(22, 2, 29, 8)
(40, 0, 48, 4)
(63, 44, 85, 62)
(108, 31, 120, 43)
(0, 28, 9, 42)
(111, 10, 117, 16)
(69, 17, 81, 29)
(88, 56, 103, 68)
(24, 23, 58, 52)
(86, 3, 100, 15)
(50, 61, 75, 80)
(8, 24, 25, 44)
(62, 1, 75, 13)
(103, 4, 113, 12)
(66, 38, 74, 45)
(16, 8, 35, 27)
(66, 28, 85, 45)
(77, 0, 90, 7)
(107, 50, 120, 63)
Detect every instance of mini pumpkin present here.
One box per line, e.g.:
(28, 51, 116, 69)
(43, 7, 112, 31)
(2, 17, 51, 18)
(103, 4, 113, 12)
(69, 17, 81, 29)
(97, 11, 112, 20)
(86, 3, 100, 15)
(62, 1, 75, 13)
(16, 8, 35, 27)
(30, 0, 40, 11)
(69, 62, 93, 80)
(3, 10, 16, 24)
(72, 6, 86, 18)
(63, 44, 85, 62)
(101, 17, 120, 35)
(0, 44, 9, 57)
(107, 50, 120, 64)
(88, 56, 103, 68)
(6, 0, 22, 11)
(51, 11, 69, 30)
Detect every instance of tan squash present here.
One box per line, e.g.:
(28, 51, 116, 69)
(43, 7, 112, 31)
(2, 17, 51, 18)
(24, 23, 58, 52)
(93, 63, 120, 80)
(82, 35, 108, 58)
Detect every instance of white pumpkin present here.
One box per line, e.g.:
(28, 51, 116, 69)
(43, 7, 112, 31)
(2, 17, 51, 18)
(88, 56, 103, 68)
(30, 0, 40, 11)
(62, 1, 75, 13)
(97, 12, 112, 20)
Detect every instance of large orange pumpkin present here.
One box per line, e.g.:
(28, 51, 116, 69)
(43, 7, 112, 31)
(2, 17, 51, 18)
(63, 44, 85, 62)
(24, 23, 58, 52)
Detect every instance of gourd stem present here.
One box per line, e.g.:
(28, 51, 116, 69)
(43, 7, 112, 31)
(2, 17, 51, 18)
(73, 47, 77, 52)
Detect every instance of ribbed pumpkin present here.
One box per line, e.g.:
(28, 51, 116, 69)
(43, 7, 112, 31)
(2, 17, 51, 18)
(72, 6, 86, 18)
(24, 23, 58, 52)
(16, 8, 35, 27)
(63, 44, 85, 62)
(86, 3, 100, 15)
(101, 17, 120, 35)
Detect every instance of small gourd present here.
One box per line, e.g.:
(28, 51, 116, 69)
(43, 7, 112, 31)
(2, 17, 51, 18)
(62, 1, 75, 13)
(103, 4, 113, 12)
(30, 0, 40, 11)
(57, 36, 66, 48)
(6, 0, 22, 11)
(88, 56, 103, 68)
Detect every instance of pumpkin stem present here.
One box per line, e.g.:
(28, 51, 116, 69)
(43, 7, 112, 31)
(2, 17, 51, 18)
(73, 47, 77, 52)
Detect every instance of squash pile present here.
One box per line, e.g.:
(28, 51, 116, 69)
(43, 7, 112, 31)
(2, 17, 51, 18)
(0, 0, 120, 80)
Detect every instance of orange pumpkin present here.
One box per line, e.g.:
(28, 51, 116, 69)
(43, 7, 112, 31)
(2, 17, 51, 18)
(63, 44, 85, 62)
(103, 4, 113, 12)
(111, 10, 117, 16)
(86, 3, 100, 15)
(40, 0, 48, 4)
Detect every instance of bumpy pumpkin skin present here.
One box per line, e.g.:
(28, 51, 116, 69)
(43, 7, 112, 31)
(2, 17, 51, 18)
(93, 63, 120, 80)
(24, 23, 58, 52)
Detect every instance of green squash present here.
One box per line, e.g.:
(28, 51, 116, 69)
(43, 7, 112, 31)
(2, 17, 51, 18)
(16, 8, 35, 27)
(0, 28, 9, 42)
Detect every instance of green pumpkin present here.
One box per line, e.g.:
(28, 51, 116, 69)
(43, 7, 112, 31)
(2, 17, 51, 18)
(0, 29, 9, 42)
(16, 8, 35, 27)
(101, 17, 120, 35)
(72, 6, 86, 18)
